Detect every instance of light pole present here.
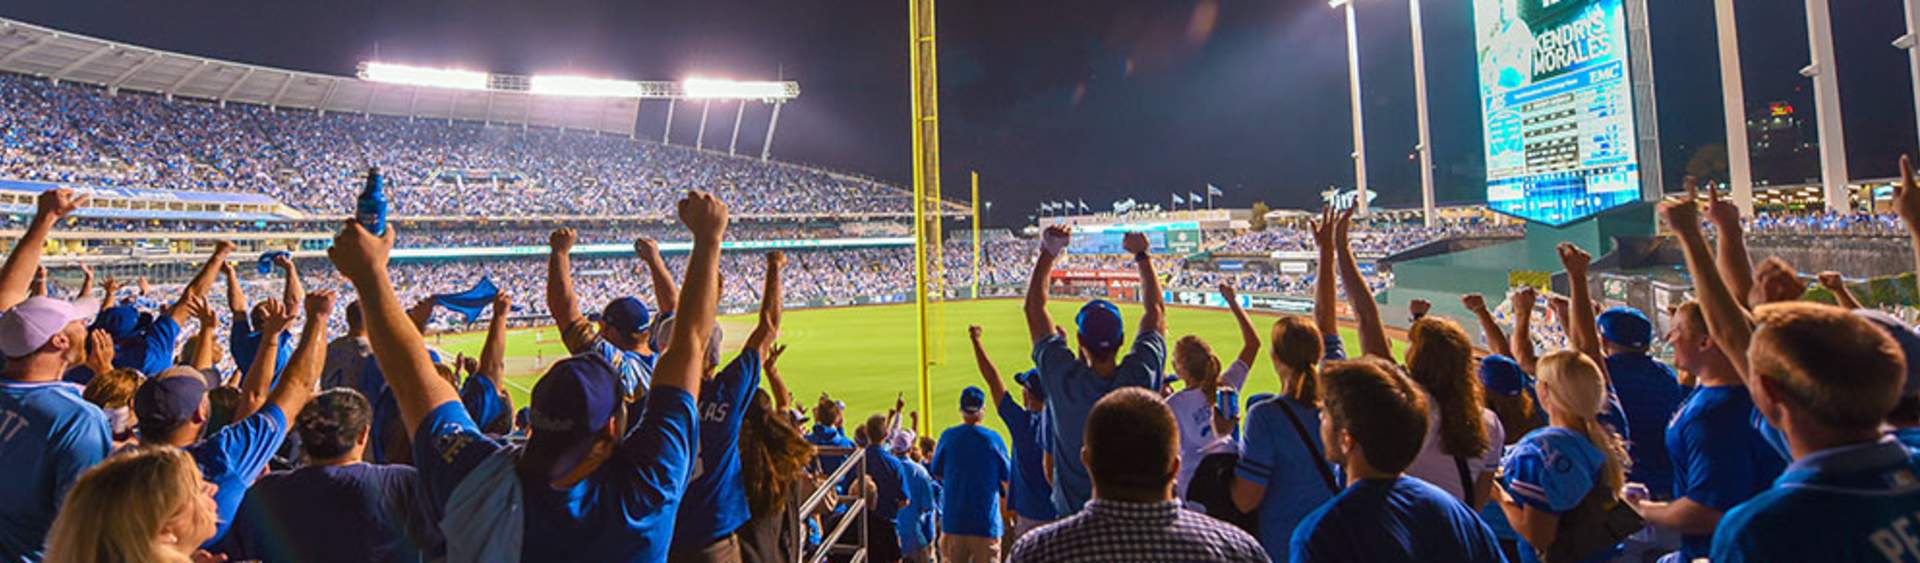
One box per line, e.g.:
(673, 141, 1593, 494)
(1900, 0, 1920, 153)
(1332, 0, 1369, 215)
(1803, 0, 1851, 213)
(1713, 0, 1755, 217)
(1407, 0, 1435, 226)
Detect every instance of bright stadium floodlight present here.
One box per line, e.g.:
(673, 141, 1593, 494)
(358, 62, 489, 90)
(529, 74, 645, 97)
(683, 78, 788, 100)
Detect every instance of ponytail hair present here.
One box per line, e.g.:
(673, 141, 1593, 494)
(1173, 335, 1224, 399)
(1270, 316, 1323, 405)
(1535, 351, 1630, 494)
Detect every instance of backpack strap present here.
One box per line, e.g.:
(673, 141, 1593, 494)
(1276, 399, 1340, 493)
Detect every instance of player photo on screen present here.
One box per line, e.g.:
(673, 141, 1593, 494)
(1475, 0, 1643, 226)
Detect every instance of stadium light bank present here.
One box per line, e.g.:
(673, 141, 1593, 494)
(357, 61, 799, 158)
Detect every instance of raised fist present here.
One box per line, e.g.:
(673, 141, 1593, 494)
(36, 188, 88, 219)
(1409, 299, 1432, 317)
(1556, 243, 1591, 278)
(305, 289, 337, 316)
(968, 325, 983, 340)
(1461, 293, 1487, 312)
(550, 228, 577, 253)
(213, 240, 238, 255)
(767, 251, 788, 269)
(1122, 232, 1150, 256)
(678, 190, 730, 240)
(633, 237, 659, 259)
(327, 220, 395, 285)
(1816, 271, 1846, 291)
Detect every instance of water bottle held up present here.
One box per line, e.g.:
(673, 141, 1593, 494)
(356, 166, 388, 236)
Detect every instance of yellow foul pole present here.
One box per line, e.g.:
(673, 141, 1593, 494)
(908, 0, 940, 434)
(971, 171, 980, 299)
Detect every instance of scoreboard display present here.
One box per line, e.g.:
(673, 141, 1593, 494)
(1066, 221, 1201, 255)
(1474, 0, 1644, 226)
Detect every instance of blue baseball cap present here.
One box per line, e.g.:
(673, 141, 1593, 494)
(1478, 354, 1528, 397)
(522, 353, 621, 480)
(1013, 369, 1046, 402)
(1852, 310, 1920, 397)
(1075, 299, 1125, 354)
(960, 386, 986, 413)
(601, 297, 652, 336)
(1596, 307, 1653, 349)
(92, 305, 141, 341)
(133, 367, 205, 436)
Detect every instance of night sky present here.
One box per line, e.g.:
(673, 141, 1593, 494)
(4, 0, 1918, 224)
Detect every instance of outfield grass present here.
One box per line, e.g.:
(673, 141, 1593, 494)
(426, 298, 1407, 440)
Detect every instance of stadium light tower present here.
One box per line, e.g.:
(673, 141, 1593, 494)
(1803, 0, 1851, 213)
(1407, 0, 1435, 226)
(1714, 0, 1755, 217)
(1899, 0, 1920, 152)
(1331, 0, 1369, 215)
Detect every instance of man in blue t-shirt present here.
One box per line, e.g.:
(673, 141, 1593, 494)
(1021, 226, 1167, 516)
(966, 324, 1056, 545)
(0, 294, 110, 561)
(1708, 302, 1919, 562)
(669, 250, 784, 561)
(806, 397, 856, 475)
(548, 230, 675, 411)
(931, 386, 1012, 562)
(1626, 301, 1785, 562)
(340, 192, 729, 562)
(858, 412, 913, 563)
(104, 241, 230, 378)
(135, 289, 334, 548)
(1289, 358, 1506, 563)
(1597, 307, 1685, 496)
(223, 259, 296, 382)
(224, 388, 443, 563)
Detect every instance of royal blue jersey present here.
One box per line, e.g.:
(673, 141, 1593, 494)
(229, 315, 292, 382)
(1031, 330, 1165, 515)
(413, 386, 698, 562)
(897, 458, 938, 553)
(1236, 396, 1336, 562)
(458, 374, 510, 433)
(113, 316, 180, 377)
(930, 423, 1011, 538)
(186, 404, 289, 547)
(1665, 385, 1786, 560)
(1605, 352, 1685, 496)
(672, 349, 761, 545)
(806, 424, 855, 479)
(996, 394, 1056, 522)
(863, 445, 910, 521)
(1289, 476, 1507, 563)
(0, 380, 110, 561)
(225, 463, 442, 563)
(1711, 438, 1920, 562)
(1897, 427, 1920, 451)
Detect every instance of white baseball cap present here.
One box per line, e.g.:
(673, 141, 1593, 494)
(0, 297, 99, 358)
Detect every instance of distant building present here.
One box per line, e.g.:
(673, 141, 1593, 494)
(1748, 101, 1821, 187)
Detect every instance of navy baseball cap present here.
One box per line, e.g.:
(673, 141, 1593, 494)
(601, 297, 652, 335)
(960, 386, 986, 413)
(1852, 310, 1920, 397)
(522, 353, 621, 480)
(1596, 307, 1653, 349)
(133, 367, 206, 435)
(1478, 354, 1528, 397)
(1075, 300, 1124, 354)
(92, 305, 141, 341)
(1013, 369, 1046, 402)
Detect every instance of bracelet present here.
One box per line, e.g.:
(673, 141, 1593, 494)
(1133, 251, 1149, 263)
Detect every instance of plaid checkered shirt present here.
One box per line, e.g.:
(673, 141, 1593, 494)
(1007, 499, 1268, 562)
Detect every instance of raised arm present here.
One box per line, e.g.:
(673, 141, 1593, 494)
(29, 267, 45, 298)
(1334, 207, 1391, 359)
(654, 191, 729, 397)
(1660, 180, 1753, 378)
(744, 251, 785, 357)
(1462, 293, 1512, 358)
(764, 344, 791, 413)
(168, 241, 235, 325)
(1816, 272, 1862, 310)
(1025, 226, 1070, 344)
(101, 277, 119, 306)
(546, 228, 583, 332)
(1557, 243, 1606, 375)
(263, 290, 335, 422)
(1898, 156, 1920, 277)
(967, 325, 1009, 404)
(1125, 232, 1167, 336)
(1510, 287, 1540, 374)
(1219, 282, 1259, 367)
(1705, 186, 1755, 308)
(235, 298, 296, 421)
(76, 264, 93, 300)
(223, 262, 246, 316)
(0, 189, 88, 309)
(275, 253, 302, 311)
(329, 222, 457, 435)
(478, 291, 510, 391)
(1310, 207, 1340, 341)
(634, 238, 679, 316)
(187, 298, 220, 371)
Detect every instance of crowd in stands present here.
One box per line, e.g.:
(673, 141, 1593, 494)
(0, 73, 913, 217)
(3, 157, 1920, 563)
(1212, 221, 1522, 256)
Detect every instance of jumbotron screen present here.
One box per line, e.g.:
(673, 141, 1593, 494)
(1474, 0, 1643, 226)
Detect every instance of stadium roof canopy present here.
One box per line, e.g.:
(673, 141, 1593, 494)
(0, 17, 797, 137)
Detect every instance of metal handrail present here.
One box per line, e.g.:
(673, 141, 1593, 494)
(801, 446, 865, 516)
(800, 446, 868, 563)
(809, 498, 867, 563)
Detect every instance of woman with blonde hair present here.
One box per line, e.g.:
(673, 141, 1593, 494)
(1494, 351, 1633, 563)
(45, 446, 219, 563)
(1164, 282, 1258, 497)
